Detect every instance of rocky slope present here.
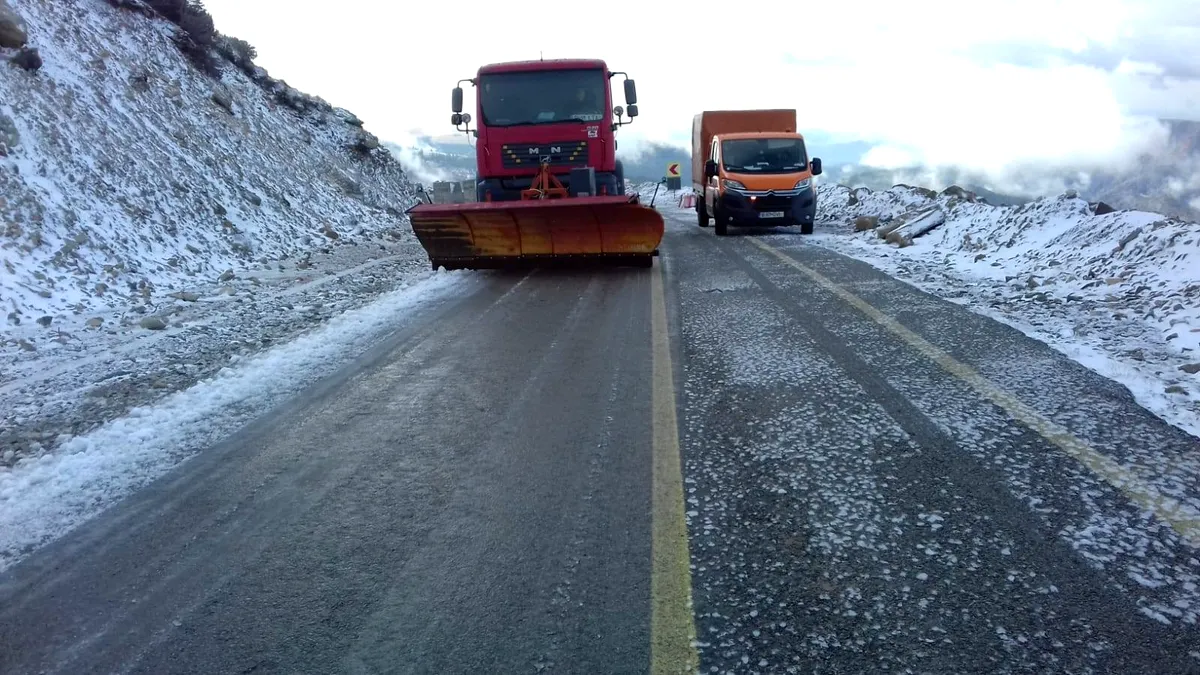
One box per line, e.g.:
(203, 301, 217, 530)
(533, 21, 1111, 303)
(0, 0, 439, 472)
(0, 0, 424, 343)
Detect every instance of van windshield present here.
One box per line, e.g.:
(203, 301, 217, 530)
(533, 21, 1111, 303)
(479, 69, 607, 127)
(721, 138, 808, 174)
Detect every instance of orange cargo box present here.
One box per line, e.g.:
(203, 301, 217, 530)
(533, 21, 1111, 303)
(691, 110, 797, 191)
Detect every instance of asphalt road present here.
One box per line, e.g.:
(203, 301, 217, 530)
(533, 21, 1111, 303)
(2, 207, 1198, 674)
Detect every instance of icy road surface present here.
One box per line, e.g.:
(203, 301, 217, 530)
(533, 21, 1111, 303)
(0, 199, 1198, 673)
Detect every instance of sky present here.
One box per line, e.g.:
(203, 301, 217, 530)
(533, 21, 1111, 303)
(203, 0, 1199, 178)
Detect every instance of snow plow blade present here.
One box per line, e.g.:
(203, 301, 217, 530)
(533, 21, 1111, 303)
(406, 196, 665, 269)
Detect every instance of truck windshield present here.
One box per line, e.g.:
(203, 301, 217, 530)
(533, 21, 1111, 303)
(721, 138, 808, 174)
(479, 69, 607, 127)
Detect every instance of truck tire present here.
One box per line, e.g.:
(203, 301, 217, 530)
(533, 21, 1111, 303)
(697, 199, 710, 227)
(714, 207, 729, 236)
(614, 160, 626, 196)
(800, 220, 814, 235)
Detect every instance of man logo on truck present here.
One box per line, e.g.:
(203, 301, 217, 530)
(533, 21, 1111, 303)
(526, 147, 564, 155)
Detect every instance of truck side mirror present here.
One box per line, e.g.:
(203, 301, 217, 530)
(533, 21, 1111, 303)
(810, 157, 823, 175)
(705, 159, 717, 178)
(613, 105, 624, 118)
(451, 113, 462, 126)
(624, 79, 637, 105)
(627, 104, 638, 118)
(452, 86, 463, 114)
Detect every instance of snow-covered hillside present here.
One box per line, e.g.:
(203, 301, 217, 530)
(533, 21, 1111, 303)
(0, 0, 423, 336)
(0, 1, 447, 485)
(812, 183, 1200, 437)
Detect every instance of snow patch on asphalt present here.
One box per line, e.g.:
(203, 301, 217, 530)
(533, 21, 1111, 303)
(0, 271, 465, 572)
(674, 258, 1096, 670)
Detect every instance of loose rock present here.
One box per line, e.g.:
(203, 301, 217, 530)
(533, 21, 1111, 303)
(139, 316, 167, 330)
(0, 0, 27, 49)
(854, 215, 880, 232)
(9, 46, 41, 72)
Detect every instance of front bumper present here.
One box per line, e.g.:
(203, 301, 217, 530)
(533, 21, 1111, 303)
(718, 186, 816, 226)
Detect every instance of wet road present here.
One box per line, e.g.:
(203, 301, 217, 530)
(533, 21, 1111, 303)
(1, 207, 1198, 674)
(667, 211, 1200, 673)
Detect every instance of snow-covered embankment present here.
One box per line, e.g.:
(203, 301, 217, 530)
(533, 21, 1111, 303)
(812, 183, 1200, 437)
(0, 0, 465, 569)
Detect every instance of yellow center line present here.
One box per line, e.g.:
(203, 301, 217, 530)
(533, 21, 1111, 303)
(748, 238, 1200, 548)
(650, 261, 700, 674)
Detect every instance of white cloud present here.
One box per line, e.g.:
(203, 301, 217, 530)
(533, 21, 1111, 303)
(861, 145, 920, 169)
(382, 130, 456, 185)
(203, 0, 1197, 181)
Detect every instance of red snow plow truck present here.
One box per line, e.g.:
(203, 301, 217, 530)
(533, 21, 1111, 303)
(406, 58, 665, 270)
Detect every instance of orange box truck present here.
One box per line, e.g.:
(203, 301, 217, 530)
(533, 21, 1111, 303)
(691, 109, 823, 235)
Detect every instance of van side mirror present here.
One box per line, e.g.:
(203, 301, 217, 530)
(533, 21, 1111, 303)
(810, 157, 823, 175)
(623, 79, 637, 105)
(452, 86, 463, 114)
(627, 104, 638, 118)
(705, 159, 717, 178)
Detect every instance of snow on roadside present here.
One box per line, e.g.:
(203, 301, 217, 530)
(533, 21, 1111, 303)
(0, 269, 468, 573)
(1, 237, 440, 469)
(811, 183, 1200, 437)
(633, 179, 686, 207)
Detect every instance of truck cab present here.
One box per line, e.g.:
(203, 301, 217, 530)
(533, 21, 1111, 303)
(702, 131, 822, 235)
(450, 59, 640, 202)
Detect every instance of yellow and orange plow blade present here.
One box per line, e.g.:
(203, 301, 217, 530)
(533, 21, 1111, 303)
(406, 196, 665, 269)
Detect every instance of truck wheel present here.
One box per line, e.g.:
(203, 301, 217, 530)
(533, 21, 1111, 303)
(697, 199, 710, 228)
(715, 208, 729, 237)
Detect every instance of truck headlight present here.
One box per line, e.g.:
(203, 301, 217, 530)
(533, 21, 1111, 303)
(723, 179, 746, 190)
(794, 178, 812, 190)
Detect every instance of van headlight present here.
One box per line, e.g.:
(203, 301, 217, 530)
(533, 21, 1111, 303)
(794, 178, 811, 190)
(723, 179, 746, 190)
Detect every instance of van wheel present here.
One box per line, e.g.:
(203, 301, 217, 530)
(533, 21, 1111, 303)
(697, 199, 710, 227)
(715, 208, 729, 236)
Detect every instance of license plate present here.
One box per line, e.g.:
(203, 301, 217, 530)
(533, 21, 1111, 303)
(759, 211, 785, 218)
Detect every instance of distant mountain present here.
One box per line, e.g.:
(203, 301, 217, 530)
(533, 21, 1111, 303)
(384, 135, 694, 185)
(801, 131, 876, 167)
(382, 139, 474, 185)
(1067, 119, 1200, 219)
(386, 120, 1200, 221)
(826, 165, 1033, 206)
(824, 119, 1200, 219)
(617, 140, 690, 183)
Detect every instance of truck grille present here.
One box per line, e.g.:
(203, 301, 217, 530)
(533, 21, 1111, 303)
(500, 141, 589, 169)
(753, 195, 793, 211)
